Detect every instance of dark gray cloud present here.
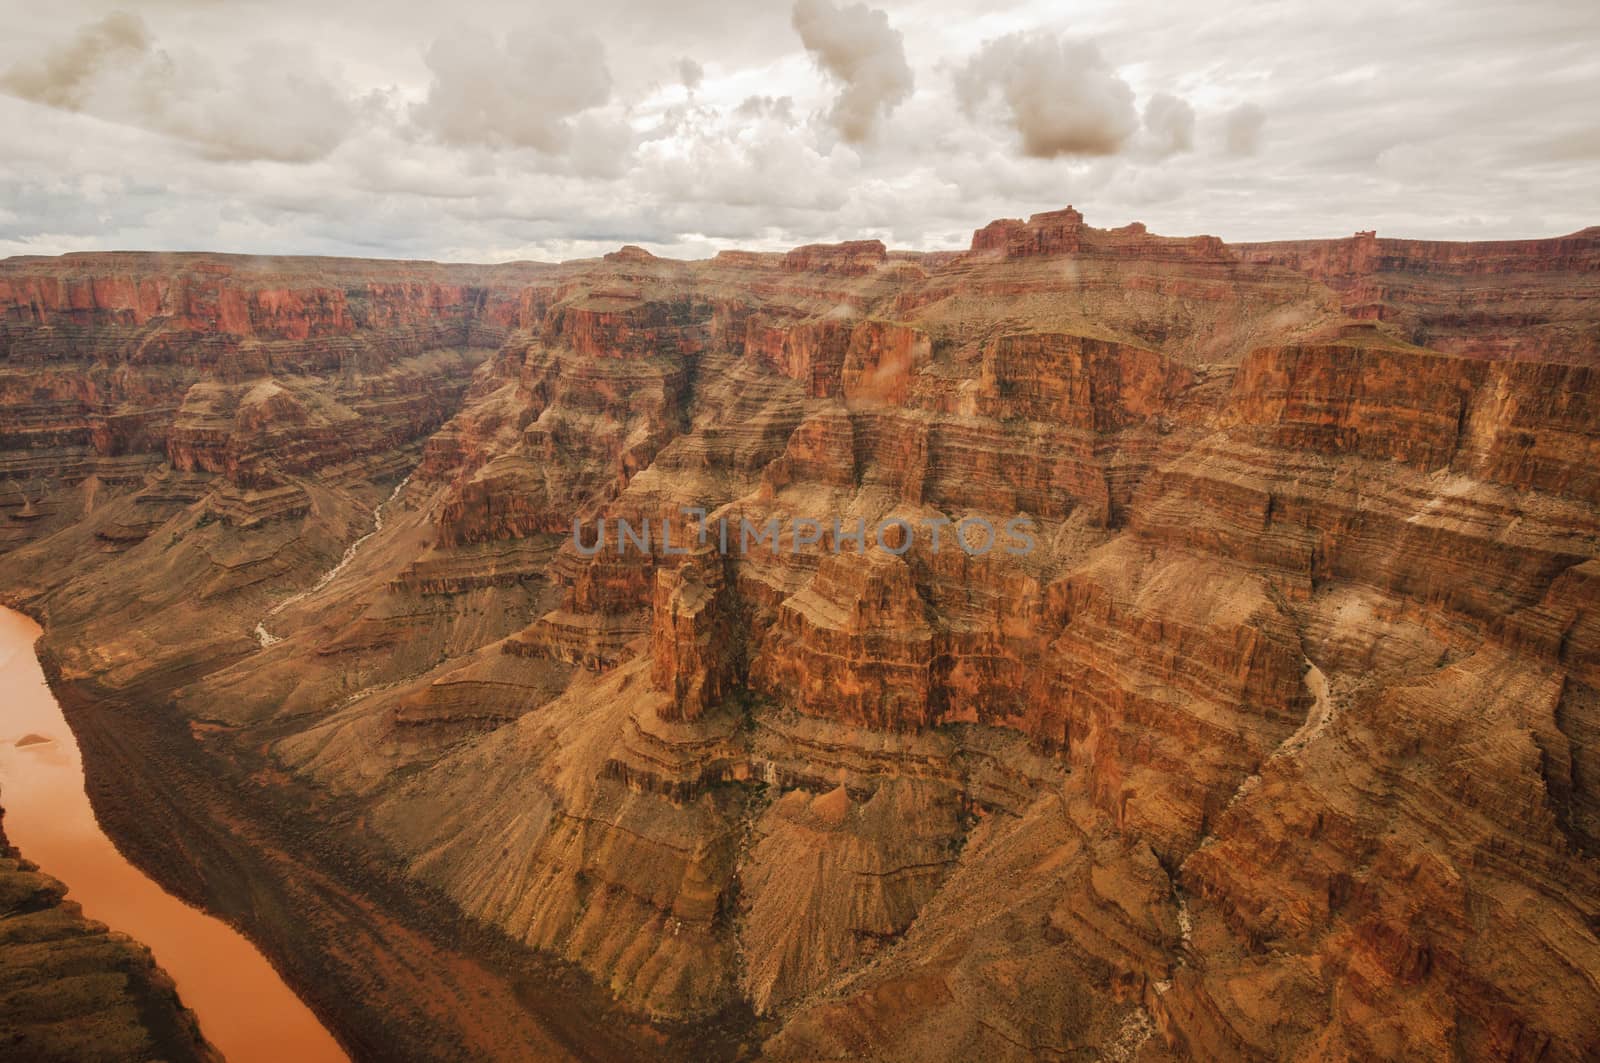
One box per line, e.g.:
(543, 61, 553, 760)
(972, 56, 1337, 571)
(792, 0, 913, 143)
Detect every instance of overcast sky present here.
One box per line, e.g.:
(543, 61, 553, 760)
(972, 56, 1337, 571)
(1, 0, 1596, 261)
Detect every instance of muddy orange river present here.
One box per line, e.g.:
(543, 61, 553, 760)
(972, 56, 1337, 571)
(0, 607, 347, 1062)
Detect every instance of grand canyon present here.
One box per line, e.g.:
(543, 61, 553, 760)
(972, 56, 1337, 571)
(0, 204, 1596, 1060)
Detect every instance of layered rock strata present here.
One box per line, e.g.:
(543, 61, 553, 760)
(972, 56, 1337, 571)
(2, 209, 1598, 1061)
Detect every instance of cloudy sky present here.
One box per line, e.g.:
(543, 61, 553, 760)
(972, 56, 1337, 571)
(1, 0, 1596, 261)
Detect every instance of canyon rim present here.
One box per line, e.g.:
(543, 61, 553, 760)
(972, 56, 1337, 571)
(3, 0, 1600, 1060)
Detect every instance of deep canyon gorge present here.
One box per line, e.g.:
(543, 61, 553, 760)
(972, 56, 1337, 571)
(0, 206, 1597, 1061)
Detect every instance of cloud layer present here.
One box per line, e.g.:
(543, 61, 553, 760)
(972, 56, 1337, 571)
(1, 12, 356, 163)
(412, 27, 614, 154)
(1, 0, 1596, 260)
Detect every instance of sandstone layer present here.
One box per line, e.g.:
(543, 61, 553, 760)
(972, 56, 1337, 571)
(2, 208, 1597, 1061)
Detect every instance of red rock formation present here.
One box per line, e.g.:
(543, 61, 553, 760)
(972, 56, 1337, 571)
(754, 547, 936, 730)
(781, 239, 888, 275)
(1235, 228, 1600, 362)
(650, 548, 738, 723)
(970, 206, 1086, 257)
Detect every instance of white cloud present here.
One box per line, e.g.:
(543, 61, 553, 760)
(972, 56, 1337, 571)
(412, 26, 615, 154)
(2, 0, 1599, 258)
(639, 94, 851, 212)
(0, 12, 357, 163)
(791, 0, 914, 143)
(954, 32, 1139, 158)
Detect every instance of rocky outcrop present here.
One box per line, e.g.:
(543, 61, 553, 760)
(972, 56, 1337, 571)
(0, 254, 536, 552)
(754, 548, 936, 730)
(969, 207, 1230, 265)
(781, 240, 887, 276)
(650, 548, 739, 723)
(970, 206, 1087, 258)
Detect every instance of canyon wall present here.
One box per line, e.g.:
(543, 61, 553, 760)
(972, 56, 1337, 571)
(2, 210, 1597, 1061)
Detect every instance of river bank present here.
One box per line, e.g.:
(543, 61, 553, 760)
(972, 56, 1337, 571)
(0, 798, 220, 1062)
(0, 606, 339, 1061)
(13, 608, 755, 1062)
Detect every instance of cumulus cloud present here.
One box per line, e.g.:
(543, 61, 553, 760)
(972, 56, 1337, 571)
(5, 0, 1599, 259)
(791, 0, 913, 143)
(642, 92, 846, 213)
(954, 33, 1139, 158)
(0, 12, 357, 163)
(1142, 92, 1195, 157)
(412, 27, 615, 154)
(1223, 102, 1266, 156)
(0, 11, 148, 109)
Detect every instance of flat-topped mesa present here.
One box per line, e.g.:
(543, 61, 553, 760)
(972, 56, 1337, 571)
(0, 260, 528, 358)
(968, 206, 1231, 262)
(603, 245, 657, 264)
(1231, 228, 1600, 360)
(1234, 226, 1600, 279)
(710, 249, 781, 269)
(544, 295, 711, 360)
(970, 206, 1085, 257)
(1081, 221, 1233, 262)
(780, 239, 887, 276)
(0, 272, 360, 341)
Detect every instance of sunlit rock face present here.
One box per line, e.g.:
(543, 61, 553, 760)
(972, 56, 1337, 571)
(3, 211, 1599, 1061)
